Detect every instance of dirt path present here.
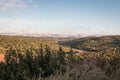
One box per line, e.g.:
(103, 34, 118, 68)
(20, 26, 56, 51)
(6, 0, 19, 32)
(73, 49, 92, 53)
(0, 54, 5, 62)
(72, 49, 95, 56)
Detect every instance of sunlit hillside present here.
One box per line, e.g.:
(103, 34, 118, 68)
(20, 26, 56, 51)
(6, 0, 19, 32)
(0, 35, 70, 54)
(59, 35, 120, 53)
(0, 35, 120, 80)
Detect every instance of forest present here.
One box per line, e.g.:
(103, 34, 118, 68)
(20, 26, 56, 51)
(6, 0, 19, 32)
(59, 35, 120, 53)
(0, 35, 120, 80)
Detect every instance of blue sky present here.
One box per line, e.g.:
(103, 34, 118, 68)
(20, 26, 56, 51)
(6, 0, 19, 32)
(0, 0, 120, 35)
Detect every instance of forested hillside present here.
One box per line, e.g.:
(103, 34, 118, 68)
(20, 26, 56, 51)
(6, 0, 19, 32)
(0, 35, 120, 80)
(59, 35, 120, 53)
(0, 35, 69, 54)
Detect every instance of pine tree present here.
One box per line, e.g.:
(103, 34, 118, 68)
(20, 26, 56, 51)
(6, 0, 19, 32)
(68, 47, 74, 65)
(42, 45, 53, 77)
(57, 46, 66, 74)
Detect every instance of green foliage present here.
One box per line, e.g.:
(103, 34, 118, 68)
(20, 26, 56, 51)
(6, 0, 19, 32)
(0, 35, 69, 54)
(0, 45, 69, 80)
(0, 45, 120, 80)
(0, 35, 120, 80)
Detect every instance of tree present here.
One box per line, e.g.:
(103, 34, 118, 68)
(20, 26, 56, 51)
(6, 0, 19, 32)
(57, 46, 66, 74)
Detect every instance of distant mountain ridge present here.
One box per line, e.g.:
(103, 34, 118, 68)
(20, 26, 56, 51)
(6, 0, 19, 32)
(0, 32, 100, 38)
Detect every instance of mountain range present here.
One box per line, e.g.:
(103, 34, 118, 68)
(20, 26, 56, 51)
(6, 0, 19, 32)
(0, 32, 101, 38)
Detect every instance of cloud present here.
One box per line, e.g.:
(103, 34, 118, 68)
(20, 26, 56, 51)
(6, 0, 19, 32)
(0, 0, 33, 10)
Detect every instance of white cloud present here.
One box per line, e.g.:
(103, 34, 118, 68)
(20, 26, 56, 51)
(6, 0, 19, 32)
(0, 0, 33, 10)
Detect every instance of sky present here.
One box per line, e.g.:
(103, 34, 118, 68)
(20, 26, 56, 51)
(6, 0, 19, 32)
(0, 0, 120, 35)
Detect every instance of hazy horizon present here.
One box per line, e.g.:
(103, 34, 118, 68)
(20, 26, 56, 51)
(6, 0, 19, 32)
(0, 0, 120, 35)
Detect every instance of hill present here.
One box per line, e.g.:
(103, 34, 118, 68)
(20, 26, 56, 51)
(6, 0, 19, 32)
(0, 35, 69, 54)
(59, 35, 120, 53)
(0, 35, 120, 80)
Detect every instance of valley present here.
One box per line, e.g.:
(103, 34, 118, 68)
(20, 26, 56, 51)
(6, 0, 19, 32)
(0, 35, 120, 80)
